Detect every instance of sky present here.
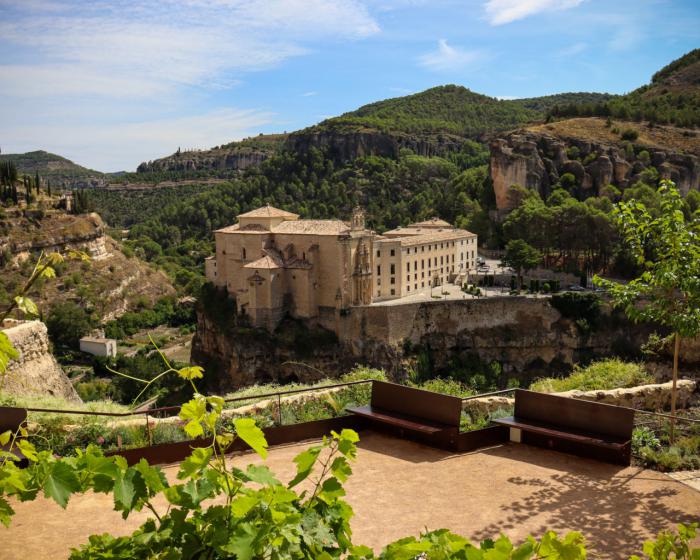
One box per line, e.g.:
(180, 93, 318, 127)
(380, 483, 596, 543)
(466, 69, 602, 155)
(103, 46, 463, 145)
(0, 0, 698, 172)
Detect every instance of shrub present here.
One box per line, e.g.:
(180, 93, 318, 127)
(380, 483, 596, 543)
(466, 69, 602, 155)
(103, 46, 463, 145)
(550, 292, 600, 325)
(632, 426, 661, 455)
(621, 128, 639, 141)
(46, 301, 95, 349)
(530, 358, 653, 393)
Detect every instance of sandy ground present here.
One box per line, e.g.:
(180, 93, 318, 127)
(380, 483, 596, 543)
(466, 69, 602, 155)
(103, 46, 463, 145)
(3, 433, 699, 559)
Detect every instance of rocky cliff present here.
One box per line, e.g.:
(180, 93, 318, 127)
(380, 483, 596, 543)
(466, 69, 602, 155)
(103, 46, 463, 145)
(192, 295, 656, 391)
(285, 127, 469, 162)
(1, 320, 79, 401)
(0, 209, 175, 321)
(490, 118, 700, 210)
(136, 135, 285, 174)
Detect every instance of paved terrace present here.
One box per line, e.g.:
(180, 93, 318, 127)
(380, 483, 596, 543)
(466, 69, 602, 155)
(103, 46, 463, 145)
(4, 433, 699, 559)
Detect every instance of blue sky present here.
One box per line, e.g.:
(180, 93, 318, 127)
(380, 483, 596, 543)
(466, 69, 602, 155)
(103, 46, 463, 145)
(0, 0, 698, 171)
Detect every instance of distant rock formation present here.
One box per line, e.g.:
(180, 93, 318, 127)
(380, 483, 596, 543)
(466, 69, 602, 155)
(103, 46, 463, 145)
(490, 125, 700, 211)
(1, 321, 80, 401)
(285, 128, 468, 163)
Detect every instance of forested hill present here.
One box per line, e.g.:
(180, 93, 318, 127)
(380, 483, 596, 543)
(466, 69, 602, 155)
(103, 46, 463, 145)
(0, 150, 104, 188)
(549, 48, 700, 127)
(295, 86, 614, 138)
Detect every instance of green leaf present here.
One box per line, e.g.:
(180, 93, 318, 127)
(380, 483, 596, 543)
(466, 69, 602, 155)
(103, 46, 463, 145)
(134, 460, 167, 494)
(288, 445, 321, 488)
(43, 461, 80, 508)
(0, 495, 15, 528)
(177, 366, 204, 380)
(16, 439, 38, 462)
(0, 332, 19, 374)
(0, 430, 11, 446)
(234, 418, 268, 459)
(14, 296, 38, 317)
(177, 447, 213, 480)
(245, 464, 281, 486)
(223, 522, 258, 560)
(230, 494, 259, 517)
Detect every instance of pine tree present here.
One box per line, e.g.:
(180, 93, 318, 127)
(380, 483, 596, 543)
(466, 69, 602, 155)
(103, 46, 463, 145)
(24, 175, 34, 204)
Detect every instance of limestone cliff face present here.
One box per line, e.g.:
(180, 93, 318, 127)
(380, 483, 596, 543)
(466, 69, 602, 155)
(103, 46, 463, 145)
(285, 128, 468, 162)
(137, 150, 269, 173)
(490, 125, 700, 210)
(0, 210, 108, 259)
(192, 296, 653, 390)
(2, 321, 80, 401)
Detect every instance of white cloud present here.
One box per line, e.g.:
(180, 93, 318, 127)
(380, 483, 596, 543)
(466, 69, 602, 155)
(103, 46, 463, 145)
(302, 91, 318, 97)
(484, 0, 585, 25)
(2, 108, 276, 172)
(0, 0, 380, 170)
(418, 39, 485, 72)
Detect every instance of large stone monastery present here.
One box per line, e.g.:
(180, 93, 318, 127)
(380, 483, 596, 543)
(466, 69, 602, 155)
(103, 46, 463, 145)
(205, 205, 477, 330)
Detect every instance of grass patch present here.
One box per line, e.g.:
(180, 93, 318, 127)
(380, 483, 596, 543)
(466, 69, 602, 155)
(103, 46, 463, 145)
(529, 359, 653, 393)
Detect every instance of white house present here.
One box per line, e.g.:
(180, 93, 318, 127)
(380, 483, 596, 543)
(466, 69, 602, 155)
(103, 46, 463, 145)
(79, 337, 117, 358)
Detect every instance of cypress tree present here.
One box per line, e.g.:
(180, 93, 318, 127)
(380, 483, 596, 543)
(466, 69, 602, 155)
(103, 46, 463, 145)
(47, 179, 52, 197)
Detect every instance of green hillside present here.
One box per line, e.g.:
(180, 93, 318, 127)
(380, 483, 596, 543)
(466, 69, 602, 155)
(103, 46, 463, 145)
(550, 49, 700, 127)
(304, 86, 613, 138)
(0, 150, 103, 182)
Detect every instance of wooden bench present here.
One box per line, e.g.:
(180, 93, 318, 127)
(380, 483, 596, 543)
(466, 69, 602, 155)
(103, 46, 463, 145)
(0, 406, 28, 467)
(492, 389, 634, 465)
(347, 381, 462, 449)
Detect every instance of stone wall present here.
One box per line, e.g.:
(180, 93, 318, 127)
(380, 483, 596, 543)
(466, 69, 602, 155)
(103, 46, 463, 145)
(463, 380, 697, 416)
(194, 294, 654, 390)
(1, 321, 80, 401)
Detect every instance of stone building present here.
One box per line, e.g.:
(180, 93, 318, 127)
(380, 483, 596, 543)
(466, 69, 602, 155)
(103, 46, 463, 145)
(205, 205, 477, 330)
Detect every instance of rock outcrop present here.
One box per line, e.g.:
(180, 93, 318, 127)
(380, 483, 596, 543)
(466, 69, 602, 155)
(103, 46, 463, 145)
(1, 321, 80, 401)
(490, 122, 700, 211)
(285, 128, 468, 163)
(192, 295, 655, 391)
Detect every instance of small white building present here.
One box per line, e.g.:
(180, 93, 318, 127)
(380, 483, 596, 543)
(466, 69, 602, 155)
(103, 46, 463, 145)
(79, 336, 117, 358)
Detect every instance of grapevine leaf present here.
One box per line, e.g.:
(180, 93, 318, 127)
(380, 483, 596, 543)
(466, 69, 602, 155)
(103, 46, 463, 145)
(16, 439, 38, 462)
(43, 461, 80, 508)
(288, 445, 321, 488)
(230, 495, 259, 517)
(223, 522, 257, 560)
(14, 296, 38, 318)
(0, 430, 11, 446)
(245, 464, 280, 486)
(0, 332, 20, 374)
(177, 366, 204, 381)
(177, 447, 212, 480)
(234, 418, 268, 459)
(0, 496, 15, 528)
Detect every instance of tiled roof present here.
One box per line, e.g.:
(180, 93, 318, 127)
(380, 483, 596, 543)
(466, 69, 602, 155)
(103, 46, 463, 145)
(237, 205, 299, 219)
(214, 223, 271, 234)
(410, 217, 452, 228)
(378, 228, 476, 247)
(243, 255, 283, 269)
(272, 220, 350, 235)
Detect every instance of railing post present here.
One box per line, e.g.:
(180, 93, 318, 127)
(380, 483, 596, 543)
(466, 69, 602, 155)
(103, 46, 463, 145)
(145, 413, 152, 446)
(277, 394, 282, 426)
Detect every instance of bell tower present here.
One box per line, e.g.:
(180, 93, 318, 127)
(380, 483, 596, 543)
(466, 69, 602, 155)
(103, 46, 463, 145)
(351, 206, 366, 231)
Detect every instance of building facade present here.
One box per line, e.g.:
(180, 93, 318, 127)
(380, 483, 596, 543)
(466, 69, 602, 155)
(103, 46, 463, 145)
(205, 205, 477, 330)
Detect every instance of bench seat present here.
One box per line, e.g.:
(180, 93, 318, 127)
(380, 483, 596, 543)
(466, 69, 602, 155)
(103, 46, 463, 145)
(346, 405, 450, 434)
(493, 416, 629, 450)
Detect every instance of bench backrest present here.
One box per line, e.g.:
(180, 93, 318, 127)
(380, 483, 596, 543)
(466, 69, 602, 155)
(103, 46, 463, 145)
(371, 380, 462, 427)
(514, 389, 634, 440)
(0, 406, 27, 434)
